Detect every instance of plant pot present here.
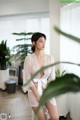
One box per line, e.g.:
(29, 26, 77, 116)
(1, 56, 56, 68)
(5, 80, 17, 93)
(0, 69, 9, 90)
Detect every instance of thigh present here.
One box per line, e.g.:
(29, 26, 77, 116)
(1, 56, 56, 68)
(28, 90, 38, 106)
(32, 106, 46, 120)
(45, 101, 59, 120)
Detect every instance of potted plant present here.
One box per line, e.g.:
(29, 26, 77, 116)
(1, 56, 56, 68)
(12, 32, 33, 67)
(55, 69, 67, 78)
(0, 40, 11, 90)
(12, 32, 33, 85)
(0, 40, 11, 70)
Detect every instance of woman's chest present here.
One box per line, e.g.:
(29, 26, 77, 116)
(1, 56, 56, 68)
(30, 56, 51, 77)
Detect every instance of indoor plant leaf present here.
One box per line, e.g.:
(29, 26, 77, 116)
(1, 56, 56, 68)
(12, 32, 33, 67)
(13, 32, 34, 36)
(16, 38, 31, 41)
(54, 27, 80, 43)
(0, 40, 11, 70)
(24, 61, 80, 86)
(37, 73, 80, 112)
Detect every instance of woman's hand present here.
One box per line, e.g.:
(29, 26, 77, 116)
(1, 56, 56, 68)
(30, 84, 41, 101)
(36, 94, 41, 101)
(42, 84, 47, 90)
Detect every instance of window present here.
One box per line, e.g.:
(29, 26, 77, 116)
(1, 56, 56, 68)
(0, 12, 50, 54)
(60, 4, 80, 76)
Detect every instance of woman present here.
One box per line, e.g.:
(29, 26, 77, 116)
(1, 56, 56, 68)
(23, 32, 59, 120)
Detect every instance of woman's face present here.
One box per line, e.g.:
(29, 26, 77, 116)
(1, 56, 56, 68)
(35, 37, 46, 51)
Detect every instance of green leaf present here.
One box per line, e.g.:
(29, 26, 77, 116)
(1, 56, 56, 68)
(12, 32, 34, 36)
(0, 40, 11, 69)
(37, 73, 80, 112)
(24, 61, 80, 87)
(61, 70, 67, 76)
(55, 69, 61, 77)
(12, 32, 33, 67)
(16, 38, 31, 41)
(54, 27, 80, 44)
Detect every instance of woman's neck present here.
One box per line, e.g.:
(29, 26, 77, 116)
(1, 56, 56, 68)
(34, 50, 44, 58)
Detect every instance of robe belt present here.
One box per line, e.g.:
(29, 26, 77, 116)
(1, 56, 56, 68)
(33, 78, 47, 95)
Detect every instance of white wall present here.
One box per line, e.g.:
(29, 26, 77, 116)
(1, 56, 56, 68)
(0, 0, 49, 16)
(49, 0, 61, 66)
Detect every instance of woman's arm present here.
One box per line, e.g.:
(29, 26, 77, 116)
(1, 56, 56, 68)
(30, 85, 41, 101)
(24, 56, 41, 101)
(23, 56, 33, 91)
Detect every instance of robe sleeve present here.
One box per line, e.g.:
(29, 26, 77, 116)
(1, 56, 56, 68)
(22, 55, 34, 93)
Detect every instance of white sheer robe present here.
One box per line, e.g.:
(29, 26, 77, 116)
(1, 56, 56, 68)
(23, 53, 57, 107)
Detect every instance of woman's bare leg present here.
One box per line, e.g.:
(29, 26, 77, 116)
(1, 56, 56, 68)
(32, 106, 46, 120)
(45, 102, 59, 120)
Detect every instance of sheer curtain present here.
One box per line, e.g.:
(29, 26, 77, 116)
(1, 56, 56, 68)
(0, 12, 50, 54)
(60, 3, 80, 120)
